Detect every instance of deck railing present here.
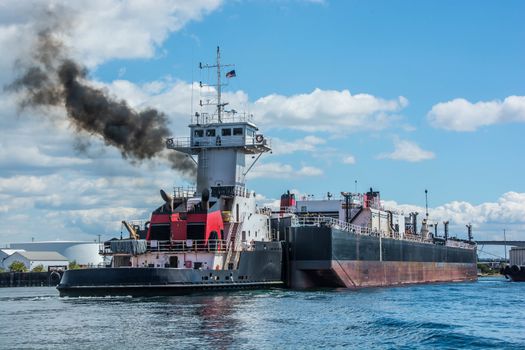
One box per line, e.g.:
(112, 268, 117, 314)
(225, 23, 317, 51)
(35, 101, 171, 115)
(292, 216, 374, 236)
(166, 136, 271, 150)
(291, 215, 437, 244)
(101, 239, 227, 255)
(147, 240, 227, 252)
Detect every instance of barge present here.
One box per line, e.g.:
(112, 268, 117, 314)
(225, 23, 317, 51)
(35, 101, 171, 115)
(57, 48, 477, 297)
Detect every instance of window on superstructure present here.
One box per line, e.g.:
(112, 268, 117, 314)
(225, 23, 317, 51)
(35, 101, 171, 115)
(194, 129, 204, 137)
(222, 128, 232, 136)
(206, 129, 216, 137)
(233, 128, 243, 136)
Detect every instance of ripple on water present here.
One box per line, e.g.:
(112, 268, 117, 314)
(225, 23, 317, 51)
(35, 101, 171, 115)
(0, 277, 523, 349)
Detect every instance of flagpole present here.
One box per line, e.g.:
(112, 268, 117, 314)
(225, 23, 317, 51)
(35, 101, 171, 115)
(216, 46, 222, 123)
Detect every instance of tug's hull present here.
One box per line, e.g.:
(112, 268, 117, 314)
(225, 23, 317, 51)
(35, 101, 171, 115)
(58, 243, 283, 297)
(287, 226, 478, 289)
(501, 266, 525, 282)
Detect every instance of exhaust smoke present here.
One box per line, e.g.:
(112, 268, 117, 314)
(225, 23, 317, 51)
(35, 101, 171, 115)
(6, 26, 196, 178)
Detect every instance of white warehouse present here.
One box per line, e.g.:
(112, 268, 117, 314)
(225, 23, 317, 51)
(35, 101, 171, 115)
(9, 241, 103, 266)
(3, 251, 68, 271)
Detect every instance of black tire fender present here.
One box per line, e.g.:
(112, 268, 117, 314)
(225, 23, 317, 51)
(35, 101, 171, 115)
(49, 271, 61, 286)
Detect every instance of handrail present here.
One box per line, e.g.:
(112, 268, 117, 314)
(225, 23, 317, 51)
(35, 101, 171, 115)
(101, 240, 227, 254)
(191, 111, 255, 125)
(167, 136, 271, 149)
(291, 216, 437, 244)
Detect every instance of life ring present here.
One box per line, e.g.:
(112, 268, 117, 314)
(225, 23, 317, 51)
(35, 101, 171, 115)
(255, 134, 264, 143)
(166, 138, 174, 146)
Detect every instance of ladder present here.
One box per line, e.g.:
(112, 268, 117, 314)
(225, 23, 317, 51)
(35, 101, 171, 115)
(223, 222, 239, 268)
(224, 213, 246, 269)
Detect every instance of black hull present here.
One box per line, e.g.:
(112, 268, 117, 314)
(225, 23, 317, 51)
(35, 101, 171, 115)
(502, 265, 525, 282)
(58, 282, 283, 297)
(286, 226, 478, 288)
(58, 242, 283, 297)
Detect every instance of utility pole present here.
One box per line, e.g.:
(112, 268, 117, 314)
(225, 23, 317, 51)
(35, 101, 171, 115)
(503, 229, 507, 263)
(425, 189, 429, 220)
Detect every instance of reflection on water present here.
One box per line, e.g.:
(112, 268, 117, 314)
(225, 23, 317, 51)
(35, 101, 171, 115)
(0, 278, 524, 349)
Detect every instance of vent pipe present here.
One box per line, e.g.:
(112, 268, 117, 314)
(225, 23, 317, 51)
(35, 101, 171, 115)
(466, 224, 473, 242)
(411, 212, 419, 235)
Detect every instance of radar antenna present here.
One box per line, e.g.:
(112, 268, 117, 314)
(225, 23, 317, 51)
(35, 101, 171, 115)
(199, 46, 234, 123)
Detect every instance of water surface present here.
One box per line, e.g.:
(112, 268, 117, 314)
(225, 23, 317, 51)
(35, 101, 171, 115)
(0, 277, 523, 349)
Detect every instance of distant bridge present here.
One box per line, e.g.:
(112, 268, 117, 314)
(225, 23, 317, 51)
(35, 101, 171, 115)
(476, 240, 525, 247)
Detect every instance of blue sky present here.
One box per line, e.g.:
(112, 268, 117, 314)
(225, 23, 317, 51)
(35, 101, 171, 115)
(0, 0, 524, 257)
(94, 0, 525, 204)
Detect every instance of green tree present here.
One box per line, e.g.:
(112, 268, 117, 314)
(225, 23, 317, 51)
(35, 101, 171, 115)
(9, 261, 28, 272)
(31, 264, 45, 272)
(68, 260, 81, 270)
(0, 267, 5, 273)
(477, 263, 491, 274)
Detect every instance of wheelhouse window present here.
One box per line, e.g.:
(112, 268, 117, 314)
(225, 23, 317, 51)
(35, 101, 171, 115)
(149, 224, 171, 240)
(206, 129, 216, 137)
(221, 128, 232, 136)
(233, 128, 243, 136)
(194, 129, 204, 137)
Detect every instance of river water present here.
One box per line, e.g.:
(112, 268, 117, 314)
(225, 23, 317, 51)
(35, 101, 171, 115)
(0, 277, 523, 349)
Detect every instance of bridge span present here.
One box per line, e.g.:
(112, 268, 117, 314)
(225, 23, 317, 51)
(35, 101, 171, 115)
(476, 240, 525, 247)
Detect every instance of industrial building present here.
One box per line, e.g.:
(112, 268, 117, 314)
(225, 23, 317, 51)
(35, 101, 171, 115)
(2, 251, 68, 271)
(0, 249, 26, 270)
(9, 241, 104, 266)
(510, 247, 525, 266)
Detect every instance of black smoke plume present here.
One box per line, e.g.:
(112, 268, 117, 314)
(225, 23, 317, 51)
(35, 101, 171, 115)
(7, 28, 196, 178)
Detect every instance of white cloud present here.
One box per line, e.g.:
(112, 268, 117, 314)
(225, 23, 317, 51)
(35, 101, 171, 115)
(0, 0, 223, 73)
(342, 155, 356, 164)
(94, 79, 410, 137)
(427, 96, 525, 132)
(378, 139, 435, 162)
(253, 88, 408, 133)
(297, 166, 323, 176)
(271, 135, 326, 155)
(248, 162, 323, 179)
(382, 191, 525, 243)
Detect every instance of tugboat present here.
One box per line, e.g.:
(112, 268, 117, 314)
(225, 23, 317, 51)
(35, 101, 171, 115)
(501, 247, 525, 281)
(501, 265, 525, 281)
(58, 48, 479, 297)
(57, 48, 283, 297)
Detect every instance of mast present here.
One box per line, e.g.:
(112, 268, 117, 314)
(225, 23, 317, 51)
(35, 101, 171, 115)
(199, 46, 233, 123)
(216, 46, 222, 123)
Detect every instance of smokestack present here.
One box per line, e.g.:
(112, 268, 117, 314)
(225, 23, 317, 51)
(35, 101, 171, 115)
(443, 221, 449, 241)
(466, 224, 473, 242)
(434, 222, 438, 237)
(201, 188, 210, 211)
(6, 26, 196, 178)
